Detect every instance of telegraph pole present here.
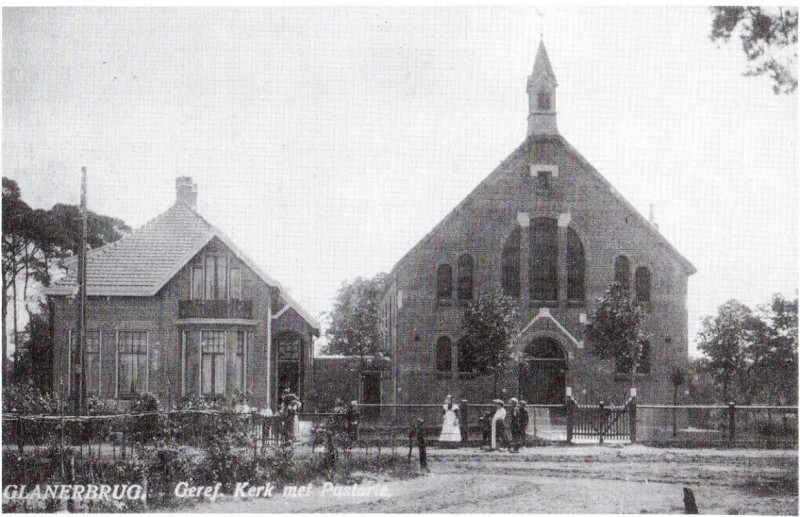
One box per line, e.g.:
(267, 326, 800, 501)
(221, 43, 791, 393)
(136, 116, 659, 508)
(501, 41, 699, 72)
(76, 166, 88, 414)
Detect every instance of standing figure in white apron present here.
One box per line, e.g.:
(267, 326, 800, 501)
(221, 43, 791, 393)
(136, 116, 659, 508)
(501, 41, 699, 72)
(438, 394, 461, 448)
(490, 399, 508, 451)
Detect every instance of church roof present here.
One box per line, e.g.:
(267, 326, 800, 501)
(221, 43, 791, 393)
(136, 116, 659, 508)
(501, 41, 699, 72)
(531, 40, 556, 82)
(45, 200, 319, 330)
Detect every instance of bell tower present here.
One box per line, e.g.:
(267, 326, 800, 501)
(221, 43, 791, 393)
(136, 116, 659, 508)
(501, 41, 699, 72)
(527, 38, 558, 136)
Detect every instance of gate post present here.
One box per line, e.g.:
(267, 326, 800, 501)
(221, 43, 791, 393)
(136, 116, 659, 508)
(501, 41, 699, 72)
(598, 401, 605, 445)
(461, 399, 469, 447)
(629, 388, 637, 444)
(727, 402, 735, 448)
(565, 387, 574, 445)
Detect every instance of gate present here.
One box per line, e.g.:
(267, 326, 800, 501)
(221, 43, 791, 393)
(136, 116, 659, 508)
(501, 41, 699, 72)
(566, 394, 637, 444)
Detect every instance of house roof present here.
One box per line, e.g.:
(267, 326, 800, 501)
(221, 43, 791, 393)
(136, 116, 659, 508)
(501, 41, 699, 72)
(45, 201, 319, 330)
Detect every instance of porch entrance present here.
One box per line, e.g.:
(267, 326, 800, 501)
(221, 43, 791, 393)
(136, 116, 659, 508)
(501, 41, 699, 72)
(519, 337, 567, 405)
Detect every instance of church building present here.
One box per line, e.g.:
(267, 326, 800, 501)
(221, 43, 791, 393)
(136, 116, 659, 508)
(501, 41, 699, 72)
(377, 41, 696, 407)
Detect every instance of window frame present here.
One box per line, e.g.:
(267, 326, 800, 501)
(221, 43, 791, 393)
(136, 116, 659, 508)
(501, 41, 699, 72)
(68, 329, 102, 397)
(502, 226, 521, 298)
(635, 266, 652, 303)
(116, 330, 148, 399)
(566, 227, 586, 302)
(200, 329, 226, 396)
(614, 256, 631, 290)
(436, 263, 453, 301)
(457, 254, 474, 301)
(530, 218, 558, 302)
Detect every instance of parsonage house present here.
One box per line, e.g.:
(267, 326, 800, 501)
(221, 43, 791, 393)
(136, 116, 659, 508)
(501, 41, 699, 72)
(369, 41, 696, 409)
(46, 177, 319, 411)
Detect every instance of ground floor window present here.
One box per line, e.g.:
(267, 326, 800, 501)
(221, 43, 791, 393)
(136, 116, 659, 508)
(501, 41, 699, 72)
(69, 330, 101, 397)
(201, 330, 226, 395)
(118, 331, 147, 398)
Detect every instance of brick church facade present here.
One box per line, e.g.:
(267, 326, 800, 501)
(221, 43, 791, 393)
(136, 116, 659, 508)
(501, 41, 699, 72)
(377, 41, 696, 407)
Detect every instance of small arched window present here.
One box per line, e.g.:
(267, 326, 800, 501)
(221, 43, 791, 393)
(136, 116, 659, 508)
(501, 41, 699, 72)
(436, 337, 452, 372)
(566, 228, 585, 301)
(502, 227, 521, 298)
(436, 263, 453, 300)
(530, 218, 558, 301)
(457, 254, 474, 301)
(614, 256, 631, 290)
(457, 337, 476, 373)
(635, 267, 651, 303)
(538, 91, 551, 110)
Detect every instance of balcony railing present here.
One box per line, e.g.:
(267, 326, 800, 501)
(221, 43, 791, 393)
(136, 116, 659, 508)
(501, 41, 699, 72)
(178, 300, 253, 319)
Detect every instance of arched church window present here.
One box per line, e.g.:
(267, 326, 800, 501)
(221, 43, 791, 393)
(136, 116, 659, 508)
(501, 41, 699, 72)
(635, 267, 651, 303)
(436, 336, 452, 372)
(502, 227, 521, 298)
(530, 218, 558, 301)
(614, 256, 631, 290)
(538, 91, 551, 110)
(567, 227, 585, 301)
(436, 263, 452, 300)
(457, 254, 474, 300)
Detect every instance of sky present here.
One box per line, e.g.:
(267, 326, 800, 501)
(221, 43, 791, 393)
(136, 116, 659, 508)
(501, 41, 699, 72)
(3, 6, 797, 355)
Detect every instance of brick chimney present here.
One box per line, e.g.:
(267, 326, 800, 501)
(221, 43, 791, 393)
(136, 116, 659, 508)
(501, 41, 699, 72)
(175, 176, 197, 209)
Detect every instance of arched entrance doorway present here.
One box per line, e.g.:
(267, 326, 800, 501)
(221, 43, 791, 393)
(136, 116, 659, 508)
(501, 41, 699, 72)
(518, 337, 567, 405)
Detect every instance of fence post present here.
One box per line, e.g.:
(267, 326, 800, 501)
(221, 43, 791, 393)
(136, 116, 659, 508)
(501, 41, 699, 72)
(565, 387, 574, 445)
(598, 401, 605, 445)
(629, 388, 638, 443)
(461, 399, 468, 447)
(727, 402, 735, 448)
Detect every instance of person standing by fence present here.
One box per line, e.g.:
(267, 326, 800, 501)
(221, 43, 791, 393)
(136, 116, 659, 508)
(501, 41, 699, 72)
(490, 399, 509, 451)
(509, 398, 521, 453)
(519, 400, 529, 449)
(438, 395, 461, 448)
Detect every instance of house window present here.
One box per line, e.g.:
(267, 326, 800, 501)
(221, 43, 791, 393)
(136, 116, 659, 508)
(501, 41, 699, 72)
(229, 268, 241, 300)
(566, 228, 585, 301)
(204, 255, 229, 300)
(234, 331, 246, 393)
(635, 267, 651, 303)
(436, 264, 453, 300)
(614, 256, 631, 290)
(457, 337, 476, 373)
(436, 337, 452, 373)
(457, 254, 474, 301)
(201, 330, 225, 395)
(538, 91, 551, 110)
(530, 218, 558, 301)
(118, 331, 147, 398)
(191, 265, 204, 300)
(69, 330, 101, 397)
(502, 227, 521, 298)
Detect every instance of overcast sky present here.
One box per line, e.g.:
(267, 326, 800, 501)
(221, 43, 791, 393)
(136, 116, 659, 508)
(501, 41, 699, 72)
(4, 7, 797, 354)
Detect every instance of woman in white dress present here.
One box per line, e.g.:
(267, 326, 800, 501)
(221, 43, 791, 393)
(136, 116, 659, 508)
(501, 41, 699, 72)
(438, 394, 461, 448)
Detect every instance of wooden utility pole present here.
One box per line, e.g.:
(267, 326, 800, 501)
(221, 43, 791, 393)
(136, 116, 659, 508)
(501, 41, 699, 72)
(76, 167, 88, 414)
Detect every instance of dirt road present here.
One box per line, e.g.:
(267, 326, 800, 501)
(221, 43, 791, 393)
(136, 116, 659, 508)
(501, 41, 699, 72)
(186, 445, 798, 514)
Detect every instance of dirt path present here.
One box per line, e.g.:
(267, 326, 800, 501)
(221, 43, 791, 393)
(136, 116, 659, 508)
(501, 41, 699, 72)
(184, 445, 798, 514)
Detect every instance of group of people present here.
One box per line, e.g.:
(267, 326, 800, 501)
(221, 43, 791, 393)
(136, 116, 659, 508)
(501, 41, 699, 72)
(435, 394, 530, 452)
(480, 397, 529, 452)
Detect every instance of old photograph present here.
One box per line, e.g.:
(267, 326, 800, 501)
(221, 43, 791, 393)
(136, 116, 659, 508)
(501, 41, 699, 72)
(2, 6, 798, 514)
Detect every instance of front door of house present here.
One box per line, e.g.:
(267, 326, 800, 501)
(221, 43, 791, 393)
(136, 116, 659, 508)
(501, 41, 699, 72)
(519, 337, 567, 405)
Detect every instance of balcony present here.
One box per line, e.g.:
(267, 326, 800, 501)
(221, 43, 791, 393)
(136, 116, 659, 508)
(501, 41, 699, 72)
(179, 300, 253, 320)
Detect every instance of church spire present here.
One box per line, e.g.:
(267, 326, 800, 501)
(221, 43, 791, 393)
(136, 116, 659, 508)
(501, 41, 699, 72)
(527, 39, 558, 136)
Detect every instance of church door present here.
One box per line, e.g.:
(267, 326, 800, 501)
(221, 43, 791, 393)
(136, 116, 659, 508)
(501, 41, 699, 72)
(519, 337, 567, 405)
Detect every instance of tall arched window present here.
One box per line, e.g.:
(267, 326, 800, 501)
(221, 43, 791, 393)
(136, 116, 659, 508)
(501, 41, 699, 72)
(457, 337, 476, 373)
(566, 228, 585, 301)
(530, 218, 558, 301)
(457, 254, 474, 300)
(436, 337, 452, 372)
(538, 91, 551, 110)
(635, 267, 651, 303)
(502, 227, 521, 298)
(436, 263, 452, 300)
(614, 256, 631, 290)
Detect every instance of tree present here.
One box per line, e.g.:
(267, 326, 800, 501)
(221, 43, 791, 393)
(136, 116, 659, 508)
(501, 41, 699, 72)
(324, 273, 389, 361)
(462, 283, 520, 398)
(753, 293, 798, 405)
(2, 177, 130, 385)
(696, 299, 759, 403)
(710, 6, 798, 94)
(585, 282, 648, 389)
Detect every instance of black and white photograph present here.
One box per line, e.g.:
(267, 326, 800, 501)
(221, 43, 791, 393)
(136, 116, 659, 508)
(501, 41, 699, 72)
(2, 5, 798, 514)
